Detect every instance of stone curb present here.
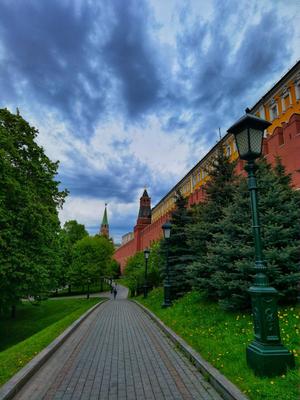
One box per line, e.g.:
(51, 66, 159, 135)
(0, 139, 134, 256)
(133, 300, 249, 400)
(0, 299, 108, 400)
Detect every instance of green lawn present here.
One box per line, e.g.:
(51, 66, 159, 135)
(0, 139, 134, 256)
(0, 298, 100, 385)
(137, 289, 299, 400)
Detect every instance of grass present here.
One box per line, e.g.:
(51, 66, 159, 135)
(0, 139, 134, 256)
(0, 298, 100, 385)
(137, 289, 299, 400)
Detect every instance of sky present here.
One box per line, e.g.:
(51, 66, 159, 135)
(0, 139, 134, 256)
(0, 0, 299, 243)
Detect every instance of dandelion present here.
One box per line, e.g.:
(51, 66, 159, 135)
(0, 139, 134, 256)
(270, 381, 274, 385)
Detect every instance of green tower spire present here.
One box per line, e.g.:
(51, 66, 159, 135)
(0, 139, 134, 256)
(100, 203, 109, 237)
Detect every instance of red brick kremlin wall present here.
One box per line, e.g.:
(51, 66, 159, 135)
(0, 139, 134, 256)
(114, 113, 300, 273)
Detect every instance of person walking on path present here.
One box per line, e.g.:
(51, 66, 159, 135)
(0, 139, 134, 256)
(113, 286, 117, 300)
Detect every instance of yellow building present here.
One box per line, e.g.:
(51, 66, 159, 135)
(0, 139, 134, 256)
(251, 60, 300, 135)
(151, 60, 300, 223)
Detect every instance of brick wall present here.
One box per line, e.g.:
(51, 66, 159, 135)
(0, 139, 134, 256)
(114, 113, 300, 273)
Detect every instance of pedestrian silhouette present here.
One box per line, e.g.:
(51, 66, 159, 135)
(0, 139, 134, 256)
(113, 287, 117, 300)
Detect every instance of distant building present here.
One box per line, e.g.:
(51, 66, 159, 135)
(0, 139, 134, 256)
(100, 204, 109, 238)
(114, 60, 300, 272)
(122, 232, 134, 245)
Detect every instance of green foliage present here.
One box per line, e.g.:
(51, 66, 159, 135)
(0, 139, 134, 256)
(161, 190, 193, 299)
(0, 108, 67, 313)
(0, 298, 100, 385)
(187, 145, 237, 298)
(147, 241, 163, 288)
(124, 251, 144, 296)
(57, 220, 89, 289)
(62, 220, 88, 244)
(124, 241, 163, 296)
(193, 158, 300, 310)
(138, 289, 299, 400)
(69, 235, 114, 287)
(108, 259, 121, 279)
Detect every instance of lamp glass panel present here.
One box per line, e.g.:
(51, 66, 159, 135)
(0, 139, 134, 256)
(164, 229, 171, 239)
(249, 128, 263, 156)
(144, 249, 150, 259)
(235, 129, 249, 158)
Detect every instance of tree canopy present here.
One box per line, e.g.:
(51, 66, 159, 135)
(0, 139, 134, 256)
(187, 155, 300, 310)
(0, 108, 67, 313)
(69, 235, 114, 288)
(160, 190, 193, 299)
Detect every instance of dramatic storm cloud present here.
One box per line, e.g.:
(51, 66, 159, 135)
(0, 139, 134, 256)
(0, 0, 299, 241)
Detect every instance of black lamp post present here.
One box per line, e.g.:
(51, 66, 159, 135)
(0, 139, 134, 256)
(228, 111, 295, 377)
(143, 248, 150, 298)
(162, 221, 172, 308)
(87, 278, 91, 299)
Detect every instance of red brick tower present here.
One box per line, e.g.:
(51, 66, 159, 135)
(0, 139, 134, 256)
(134, 189, 151, 251)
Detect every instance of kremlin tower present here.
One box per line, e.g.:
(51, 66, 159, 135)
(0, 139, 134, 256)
(134, 189, 151, 251)
(100, 204, 109, 238)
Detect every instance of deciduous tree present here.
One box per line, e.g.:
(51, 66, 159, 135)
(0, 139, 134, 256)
(0, 108, 67, 315)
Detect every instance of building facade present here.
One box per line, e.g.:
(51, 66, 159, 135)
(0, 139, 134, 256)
(114, 61, 300, 272)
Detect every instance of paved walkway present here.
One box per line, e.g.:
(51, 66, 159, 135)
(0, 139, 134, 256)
(14, 286, 222, 400)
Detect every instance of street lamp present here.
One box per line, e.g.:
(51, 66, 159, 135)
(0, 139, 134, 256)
(162, 221, 172, 308)
(87, 278, 91, 299)
(143, 248, 150, 298)
(228, 111, 295, 377)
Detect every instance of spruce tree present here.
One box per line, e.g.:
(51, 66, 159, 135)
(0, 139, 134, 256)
(160, 190, 193, 299)
(204, 158, 300, 310)
(186, 145, 237, 299)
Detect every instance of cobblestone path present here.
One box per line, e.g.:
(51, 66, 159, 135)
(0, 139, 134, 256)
(14, 290, 222, 400)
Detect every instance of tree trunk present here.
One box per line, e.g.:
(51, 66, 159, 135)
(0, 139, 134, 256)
(68, 285, 71, 294)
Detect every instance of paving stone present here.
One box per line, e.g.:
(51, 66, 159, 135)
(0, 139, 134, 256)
(13, 286, 222, 400)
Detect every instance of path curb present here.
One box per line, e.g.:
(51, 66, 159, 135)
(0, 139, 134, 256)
(0, 299, 107, 400)
(133, 300, 249, 400)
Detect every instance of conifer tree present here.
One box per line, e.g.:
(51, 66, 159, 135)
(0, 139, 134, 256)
(203, 158, 300, 310)
(160, 190, 193, 299)
(186, 145, 237, 298)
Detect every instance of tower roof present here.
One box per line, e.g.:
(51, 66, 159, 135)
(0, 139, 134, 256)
(142, 188, 149, 198)
(102, 204, 109, 226)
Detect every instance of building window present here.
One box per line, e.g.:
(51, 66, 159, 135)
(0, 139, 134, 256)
(226, 144, 231, 157)
(270, 104, 278, 120)
(296, 83, 300, 100)
(192, 175, 196, 187)
(259, 105, 265, 119)
(282, 94, 290, 111)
